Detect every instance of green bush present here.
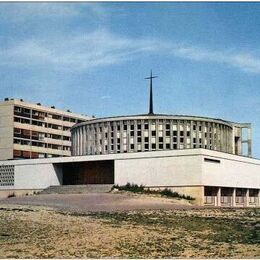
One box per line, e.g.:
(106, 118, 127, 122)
(7, 193, 15, 198)
(160, 188, 179, 198)
(112, 184, 195, 201)
(112, 183, 144, 193)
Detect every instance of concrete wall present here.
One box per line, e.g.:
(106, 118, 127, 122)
(114, 155, 202, 187)
(0, 149, 259, 204)
(202, 154, 260, 189)
(15, 163, 62, 189)
(0, 163, 62, 192)
(0, 102, 13, 160)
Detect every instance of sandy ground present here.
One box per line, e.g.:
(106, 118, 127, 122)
(0, 192, 195, 213)
(0, 193, 259, 258)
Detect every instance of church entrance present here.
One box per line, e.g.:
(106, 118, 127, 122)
(62, 160, 114, 185)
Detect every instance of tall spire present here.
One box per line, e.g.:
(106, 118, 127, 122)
(145, 70, 158, 115)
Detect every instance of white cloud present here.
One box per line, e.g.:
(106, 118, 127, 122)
(101, 95, 111, 100)
(0, 30, 159, 71)
(0, 3, 107, 22)
(1, 29, 260, 74)
(171, 46, 260, 73)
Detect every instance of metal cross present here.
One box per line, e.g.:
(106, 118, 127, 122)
(145, 70, 158, 115)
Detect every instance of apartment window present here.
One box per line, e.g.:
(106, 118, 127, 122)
(21, 140, 30, 145)
(159, 137, 163, 142)
(52, 114, 62, 120)
(22, 118, 30, 124)
(152, 131, 156, 136)
(14, 139, 21, 144)
(145, 137, 149, 142)
(14, 106, 21, 113)
(130, 144, 134, 150)
(14, 128, 21, 135)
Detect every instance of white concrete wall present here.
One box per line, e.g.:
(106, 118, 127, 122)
(0, 149, 259, 192)
(1, 163, 62, 190)
(202, 156, 260, 189)
(0, 103, 13, 160)
(114, 155, 202, 187)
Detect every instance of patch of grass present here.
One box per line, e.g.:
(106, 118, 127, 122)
(112, 183, 195, 200)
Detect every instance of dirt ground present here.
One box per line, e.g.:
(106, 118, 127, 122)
(0, 196, 259, 258)
(0, 192, 195, 213)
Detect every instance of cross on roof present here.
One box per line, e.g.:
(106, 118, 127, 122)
(145, 70, 158, 115)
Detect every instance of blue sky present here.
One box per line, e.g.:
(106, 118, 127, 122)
(1, 2, 260, 157)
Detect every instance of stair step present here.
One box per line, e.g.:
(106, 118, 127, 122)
(40, 184, 113, 194)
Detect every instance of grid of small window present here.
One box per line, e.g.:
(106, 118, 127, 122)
(0, 165, 14, 186)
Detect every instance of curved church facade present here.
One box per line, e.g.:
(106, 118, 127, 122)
(71, 114, 251, 157)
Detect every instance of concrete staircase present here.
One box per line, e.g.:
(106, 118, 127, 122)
(40, 184, 113, 195)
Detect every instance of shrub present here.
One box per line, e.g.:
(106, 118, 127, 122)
(112, 183, 144, 193)
(160, 188, 179, 198)
(112, 184, 195, 201)
(7, 193, 15, 198)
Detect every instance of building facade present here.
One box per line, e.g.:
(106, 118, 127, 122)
(0, 149, 259, 207)
(0, 74, 258, 207)
(71, 114, 252, 157)
(0, 98, 92, 160)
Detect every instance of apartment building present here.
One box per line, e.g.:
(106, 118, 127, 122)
(0, 98, 92, 160)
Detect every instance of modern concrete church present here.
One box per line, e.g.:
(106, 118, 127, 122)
(0, 72, 259, 207)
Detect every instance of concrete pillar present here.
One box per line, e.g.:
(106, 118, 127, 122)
(163, 119, 166, 150)
(256, 190, 260, 207)
(245, 189, 249, 207)
(170, 120, 173, 150)
(177, 120, 180, 149)
(232, 188, 236, 207)
(196, 121, 199, 148)
(183, 120, 187, 149)
(217, 187, 221, 206)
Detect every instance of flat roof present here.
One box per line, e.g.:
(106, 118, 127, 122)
(1, 148, 259, 166)
(71, 113, 247, 129)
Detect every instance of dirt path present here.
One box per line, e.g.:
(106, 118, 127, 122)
(0, 192, 196, 213)
(0, 205, 259, 258)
